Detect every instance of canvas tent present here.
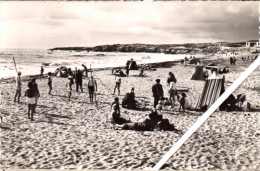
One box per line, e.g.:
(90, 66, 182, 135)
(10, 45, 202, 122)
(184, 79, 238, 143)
(197, 76, 225, 110)
(191, 65, 207, 81)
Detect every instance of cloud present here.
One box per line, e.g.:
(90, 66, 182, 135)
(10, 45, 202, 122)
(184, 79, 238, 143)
(0, 1, 258, 48)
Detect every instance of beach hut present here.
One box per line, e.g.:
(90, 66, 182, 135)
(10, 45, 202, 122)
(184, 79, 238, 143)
(197, 76, 225, 110)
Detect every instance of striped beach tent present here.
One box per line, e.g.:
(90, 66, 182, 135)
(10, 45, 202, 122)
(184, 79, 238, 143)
(198, 76, 225, 110)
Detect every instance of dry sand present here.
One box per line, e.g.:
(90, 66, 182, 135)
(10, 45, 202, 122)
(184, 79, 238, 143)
(0, 58, 259, 170)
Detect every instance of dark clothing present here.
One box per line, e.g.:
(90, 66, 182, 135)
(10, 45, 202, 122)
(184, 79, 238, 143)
(167, 74, 177, 84)
(122, 92, 136, 109)
(152, 83, 164, 107)
(28, 82, 40, 97)
(75, 70, 83, 92)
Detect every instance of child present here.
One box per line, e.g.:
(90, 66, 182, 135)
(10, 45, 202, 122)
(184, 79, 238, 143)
(156, 98, 164, 111)
(47, 72, 52, 95)
(25, 82, 36, 121)
(179, 92, 187, 112)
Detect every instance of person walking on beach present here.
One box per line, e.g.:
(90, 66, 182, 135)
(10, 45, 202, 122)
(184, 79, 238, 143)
(75, 69, 83, 93)
(40, 66, 44, 76)
(14, 71, 22, 103)
(29, 78, 40, 112)
(152, 79, 164, 108)
(47, 72, 52, 95)
(88, 76, 97, 103)
(66, 75, 74, 101)
(25, 82, 37, 121)
(113, 75, 121, 95)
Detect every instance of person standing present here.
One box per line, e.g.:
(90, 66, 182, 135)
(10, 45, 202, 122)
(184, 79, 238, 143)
(47, 72, 52, 95)
(168, 81, 177, 109)
(152, 79, 164, 108)
(40, 66, 44, 76)
(88, 76, 97, 103)
(14, 71, 22, 103)
(66, 75, 74, 101)
(75, 69, 83, 92)
(29, 78, 40, 112)
(113, 76, 121, 95)
(25, 82, 37, 121)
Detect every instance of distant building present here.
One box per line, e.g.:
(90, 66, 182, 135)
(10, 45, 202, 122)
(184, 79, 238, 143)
(246, 40, 260, 47)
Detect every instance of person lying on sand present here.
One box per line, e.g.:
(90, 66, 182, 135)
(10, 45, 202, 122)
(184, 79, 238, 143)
(121, 109, 180, 132)
(14, 71, 22, 103)
(111, 97, 131, 124)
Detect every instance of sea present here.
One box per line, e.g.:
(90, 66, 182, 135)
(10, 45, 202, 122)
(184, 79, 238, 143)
(0, 48, 205, 79)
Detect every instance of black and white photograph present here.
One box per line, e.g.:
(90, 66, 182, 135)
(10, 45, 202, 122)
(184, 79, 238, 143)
(0, 1, 259, 171)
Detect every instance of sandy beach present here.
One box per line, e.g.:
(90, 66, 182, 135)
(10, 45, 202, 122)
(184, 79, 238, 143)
(0, 57, 259, 171)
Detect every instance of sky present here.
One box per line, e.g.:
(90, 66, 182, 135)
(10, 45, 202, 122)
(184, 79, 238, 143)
(0, 2, 258, 49)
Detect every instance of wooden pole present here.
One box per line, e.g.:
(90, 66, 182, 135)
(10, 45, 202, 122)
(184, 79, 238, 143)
(12, 57, 18, 74)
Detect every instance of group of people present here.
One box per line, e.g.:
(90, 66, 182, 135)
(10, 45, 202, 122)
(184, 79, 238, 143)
(109, 70, 189, 132)
(14, 72, 40, 121)
(65, 69, 97, 102)
(111, 97, 179, 132)
(14, 65, 98, 121)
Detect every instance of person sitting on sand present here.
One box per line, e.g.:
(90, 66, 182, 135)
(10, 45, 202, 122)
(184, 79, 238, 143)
(66, 75, 73, 101)
(88, 76, 97, 103)
(14, 71, 22, 103)
(152, 79, 164, 108)
(122, 87, 137, 109)
(25, 82, 37, 121)
(111, 97, 130, 124)
(113, 75, 121, 96)
(47, 72, 52, 95)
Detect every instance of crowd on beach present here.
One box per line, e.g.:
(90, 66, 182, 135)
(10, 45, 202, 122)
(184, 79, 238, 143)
(11, 55, 258, 131)
(12, 58, 191, 132)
